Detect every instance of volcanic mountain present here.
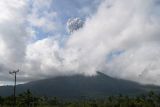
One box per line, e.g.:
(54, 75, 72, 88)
(0, 72, 159, 98)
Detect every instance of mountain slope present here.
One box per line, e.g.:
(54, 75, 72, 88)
(0, 72, 160, 98)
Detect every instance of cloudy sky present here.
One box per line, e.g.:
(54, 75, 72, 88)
(0, 0, 160, 86)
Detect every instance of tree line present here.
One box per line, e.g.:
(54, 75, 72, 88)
(0, 90, 160, 107)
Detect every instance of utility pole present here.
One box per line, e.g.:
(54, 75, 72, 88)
(9, 69, 19, 107)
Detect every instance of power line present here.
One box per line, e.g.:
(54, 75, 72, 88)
(9, 69, 19, 107)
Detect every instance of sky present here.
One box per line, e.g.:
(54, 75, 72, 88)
(0, 0, 160, 86)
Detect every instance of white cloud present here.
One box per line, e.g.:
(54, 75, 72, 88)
(0, 0, 28, 67)
(25, 38, 61, 76)
(0, 0, 160, 86)
(0, 0, 30, 82)
(27, 0, 57, 36)
(62, 0, 160, 85)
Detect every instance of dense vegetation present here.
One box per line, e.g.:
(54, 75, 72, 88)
(0, 90, 160, 107)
